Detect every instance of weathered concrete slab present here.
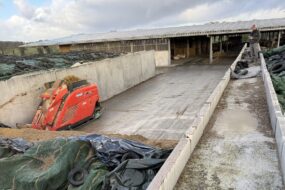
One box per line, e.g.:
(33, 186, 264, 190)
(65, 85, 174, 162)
(260, 52, 285, 183)
(79, 63, 231, 141)
(281, 142, 285, 183)
(275, 117, 285, 159)
(175, 77, 283, 189)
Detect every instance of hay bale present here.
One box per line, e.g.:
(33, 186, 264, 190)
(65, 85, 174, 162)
(63, 75, 81, 86)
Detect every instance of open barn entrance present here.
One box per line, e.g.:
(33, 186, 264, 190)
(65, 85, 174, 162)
(170, 35, 245, 64)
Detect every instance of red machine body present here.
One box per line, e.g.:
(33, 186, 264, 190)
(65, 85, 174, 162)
(32, 79, 101, 131)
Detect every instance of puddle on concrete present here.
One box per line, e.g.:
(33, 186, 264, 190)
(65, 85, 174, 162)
(214, 109, 258, 136)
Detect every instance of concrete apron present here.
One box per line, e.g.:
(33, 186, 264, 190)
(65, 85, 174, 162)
(260, 51, 285, 183)
(147, 44, 247, 190)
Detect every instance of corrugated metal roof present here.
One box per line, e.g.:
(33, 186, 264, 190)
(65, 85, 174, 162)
(23, 17, 285, 47)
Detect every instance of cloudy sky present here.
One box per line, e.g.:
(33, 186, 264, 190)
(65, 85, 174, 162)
(0, 0, 285, 42)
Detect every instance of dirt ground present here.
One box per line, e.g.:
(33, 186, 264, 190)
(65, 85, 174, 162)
(104, 133, 177, 149)
(0, 128, 86, 142)
(175, 76, 284, 189)
(0, 128, 175, 149)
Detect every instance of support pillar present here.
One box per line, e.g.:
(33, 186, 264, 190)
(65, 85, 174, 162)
(107, 43, 110, 52)
(277, 31, 281, 48)
(186, 38, 190, 58)
(155, 39, 158, 51)
(130, 41, 134, 53)
(209, 36, 213, 64)
(168, 39, 171, 65)
(198, 38, 201, 55)
(219, 36, 223, 52)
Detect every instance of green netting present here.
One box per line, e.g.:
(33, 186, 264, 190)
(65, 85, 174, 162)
(263, 45, 285, 58)
(264, 44, 285, 112)
(0, 139, 108, 190)
(0, 146, 15, 158)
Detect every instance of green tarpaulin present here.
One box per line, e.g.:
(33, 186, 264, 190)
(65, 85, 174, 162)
(0, 139, 108, 190)
(0, 135, 170, 190)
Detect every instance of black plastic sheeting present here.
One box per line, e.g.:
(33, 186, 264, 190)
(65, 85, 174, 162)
(0, 123, 11, 128)
(0, 138, 33, 159)
(0, 134, 171, 190)
(0, 138, 33, 153)
(78, 134, 171, 169)
(102, 159, 164, 190)
(74, 135, 171, 189)
(231, 48, 261, 79)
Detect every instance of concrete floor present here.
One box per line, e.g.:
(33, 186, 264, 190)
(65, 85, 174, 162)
(175, 76, 283, 189)
(79, 59, 231, 141)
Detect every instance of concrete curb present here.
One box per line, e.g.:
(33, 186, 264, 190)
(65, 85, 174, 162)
(147, 44, 247, 190)
(260, 52, 285, 182)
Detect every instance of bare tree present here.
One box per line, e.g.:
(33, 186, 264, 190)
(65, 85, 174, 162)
(0, 41, 24, 55)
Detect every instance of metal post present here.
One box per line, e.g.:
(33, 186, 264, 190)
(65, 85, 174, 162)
(220, 36, 223, 52)
(168, 39, 171, 65)
(130, 41, 134, 53)
(155, 39, 158, 51)
(107, 43, 110, 52)
(198, 38, 201, 55)
(209, 36, 213, 64)
(277, 31, 281, 48)
(186, 38, 190, 58)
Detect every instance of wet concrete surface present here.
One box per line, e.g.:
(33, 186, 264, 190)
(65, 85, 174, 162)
(78, 59, 232, 141)
(175, 76, 284, 189)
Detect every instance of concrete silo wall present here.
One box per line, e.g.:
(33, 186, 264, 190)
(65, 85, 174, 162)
(0, 51, 156, 126)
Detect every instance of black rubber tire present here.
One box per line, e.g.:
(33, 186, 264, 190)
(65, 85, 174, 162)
(270, 63, 285, 74)
(68, 167, 88, 186)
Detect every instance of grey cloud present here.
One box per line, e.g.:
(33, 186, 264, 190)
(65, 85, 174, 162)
(65, 0, 221, 31)
(40, 0, 285, 33)
(146, 0, 285, 27)
(21, 0, 223, 33)
(33, 7, 51, 22)
(212, 0, 285, 19)
(13, 0, 35, 19)
(1, 0, 285, 41)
